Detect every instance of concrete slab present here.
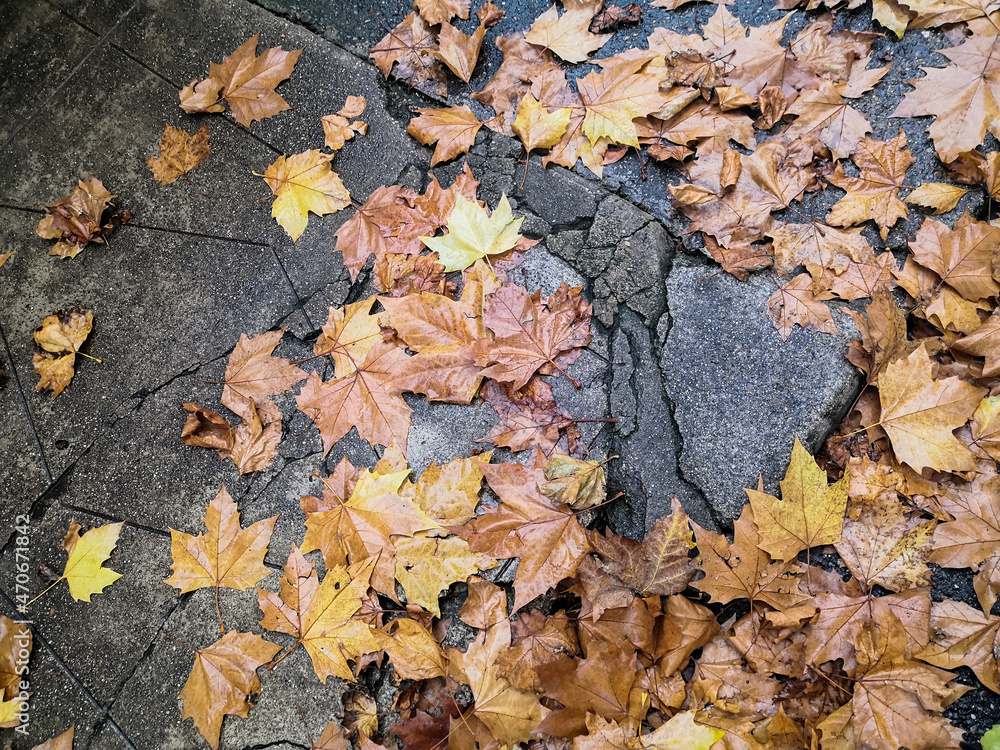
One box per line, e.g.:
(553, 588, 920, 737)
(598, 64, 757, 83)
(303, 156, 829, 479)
(0, 504, 177, 708)
(110, 582, 345, 749)
(662, 254, 862, 521)
(0, 208, 299, 480)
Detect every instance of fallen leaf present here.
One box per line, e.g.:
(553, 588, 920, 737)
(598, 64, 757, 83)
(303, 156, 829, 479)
(638, 710, 725, 749)
(164, 487, 276, 623)
(147, 123, 211, 185)
(221, 329, 306, 423)
(479, 376, 580, 455)
(59, 521, 124, 602)
(917, 599, 1000, 693)
(407, 105, 483, 166)
(374, 617, 447, 680)
(420, 194, 524, 272)
(32, 306, 94, 398)
(180, 403, 234, 451)
(877, 343, 986, 473)
(226, 399, 282, 474)
(370, 13, 448, 97)
(525, 1, 612, 63)
(905, 182, 968, 214)
(257, 547, 378, 682)
(825, 131, 913, 241)
(781, 82, 872, 160)
(413, 452, 491, 526)
(415, 0, 470, 25)
(435, 21, 485, 82)
(322, 97, 368, 152)
(541, 454, 606, 510)
(179, 34, 302, 128)
(394, 534, 497, 616)
(456, 461, 591, 610)
(30, 727, 74, 750)
(908, 212, 1000, 303)
(954, 311, 1000, 377)
(179, 630, 281, 749)
(590, 3, 642, 33)
(36, 176, 129, 258)
(496, 610, 580, 691)
(748, 437, 848, 561)
(765, 273, 839, 341)
(263, 149, 351, 241)
(513, 93, 572, 155)
(768, 222, 874, 279)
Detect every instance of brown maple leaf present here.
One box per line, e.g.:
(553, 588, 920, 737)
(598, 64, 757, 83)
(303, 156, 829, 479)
(147, 123, 211, 185)
(474, 35, 560, 135)
(36, 176, 130, 258)
(435, 21, 485, 82)
(908, 211, 1000, 303)
(917, 599, 1000, 693)
(455, 461, 591, 610)
(373, 251, 454, 297)
(781, 82, 872, 160)
(407, 105, 483, 165)
(370, 13, 447, 98)
(222, 328, 306, 424)
(524, 0, 612, 63)
(476, 282, 592, 390)
(495, 610, 580, 692)
(164, 486, 276, 630)
(825, 131, 913, 241)
(258, 547, 379, 682)
(180, 400, 281, 474)
(765, 272, 839, 342)
(179, 33, 302, 128)
(479, 377, 581, 455)
(844, 288, 912, 384)
(179, 630, 281, 749)
(415, 0, 470, 25)
(590, 3, 642, 32)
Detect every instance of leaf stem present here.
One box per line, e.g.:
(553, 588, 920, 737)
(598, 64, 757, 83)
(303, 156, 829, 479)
(77, 352, 103, 363)
(22, 578, 63, 609)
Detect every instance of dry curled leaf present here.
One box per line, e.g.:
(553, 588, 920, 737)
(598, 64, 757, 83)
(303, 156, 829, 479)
(36, 176, 129, 258)
(32, 306, 95, 398)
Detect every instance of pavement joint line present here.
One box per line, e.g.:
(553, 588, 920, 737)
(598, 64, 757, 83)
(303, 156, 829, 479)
(0, 319, 53, 485)
(267, 246, 319, 330)
(124, 221, 273, 248)
(0, 1, 140, 155)
(57, 501, 173, 540)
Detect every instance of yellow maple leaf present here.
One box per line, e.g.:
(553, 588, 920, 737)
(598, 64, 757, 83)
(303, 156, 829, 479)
(394, 534, 497, 616)
(420, 195, 524, 272)
(638, 710, 725, 749)
(513, 94, 571, 154)
(60, 521, 124, 602)
(747, 437, 848, 562)
(262, 149, 350, 241)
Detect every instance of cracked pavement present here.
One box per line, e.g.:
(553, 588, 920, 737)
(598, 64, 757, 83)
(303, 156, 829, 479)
(0, 0, 943, 745)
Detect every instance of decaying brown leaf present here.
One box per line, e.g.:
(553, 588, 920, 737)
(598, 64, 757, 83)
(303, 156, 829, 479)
(148, 123, 211, 185)
(36, 176, 130, 258)
(32, 306, 95, 398)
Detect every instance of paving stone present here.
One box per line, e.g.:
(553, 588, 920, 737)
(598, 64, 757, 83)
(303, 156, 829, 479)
(0, 628, 105, 749)
(661, 254, 863, 521)
(0, 0, 102, 149)
(405, 397, 500, 476)
(45, 0, 137, 33)
(112, 0, 424, 199)
(110, 583, 345, 749)
(607, 308, 716, 537)
(515, 159, 601, 229)
(0, 209, 299, 481)
(0, 504, 176, 708)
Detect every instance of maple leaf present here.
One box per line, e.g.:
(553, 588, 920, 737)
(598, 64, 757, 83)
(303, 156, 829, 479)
(447, 615, 546, 747)
(412, 452, 490, 526)
(747, 437, 848, 562)
(577, 54, 679, 148)
(908, 212, 1000, 303)
(765, 273, 839, 341)
(165, 487, 276, 628)
(781, 82, 872, 160)
(954, 310, 1000, 377)
(476, 282, 592, 390)
(394, 534, 497, 616)
(768, 222, 874, 279)
(147, 123, 211, 185)
(407, 105, 483, 165)
(876, 343, 986, 473)
(638, 711, 725, 749)
(226, 399, 282, 474)
(891, 31, 1000, 162)
(895, 254, 992, 334)
(370, 13, 447, 98)
(263, 150, 350, 241)
(257, 547, 378, 682)
(591, 3, 643, 32)
(296, 342, 413, 455)
(931, 474, 1000, 571)
(835, 491, 936, 591)
(32, 306, 95, 398)
(845, 288, 911, 384)
(435, 21, 485, 82)
(576, 500, 698, 617)
(179, 34, 301, 128)
(179, 630, 281, 749)
(36, 175, 129, 258)
(917, 599, 1000, 693)
(474, 35, 560, 135)
(315, 297, 383, 378)
(420, 194, 525, 272)
(825, 131, 913, 240)
(374, 251, 454, 297)
(334, 165, 478, 280)
(415, 0, 470, 25)
(691, 504, 809, 610)
(495, 610, 580, 692)
(541, 454, 606, 510)
(905, 182, 969, 214)
(373, 617, 447, 680)
(456, 461, 591, 610)
(307, 720, 351, 750)
(524, 0, 612, 63)
(513, 93, 572, 155)
(823, 252, 898, 303)
(535, 641, 639, 737)
(300, 465, 440, 596)
(221, 328, 305, 423)
(380, 261, 498, 403)
(181, 403, 234, 452)
(479, 377, 580, 455)
(687, 632, 782, 720)
(56, 520, 123, 602)
(850, 617, 968, 750)
(322, 96, 368, 152)
(30, 727, 75, 750)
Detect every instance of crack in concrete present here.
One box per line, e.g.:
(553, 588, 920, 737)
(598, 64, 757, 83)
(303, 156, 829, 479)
(0, 319, 52, 485)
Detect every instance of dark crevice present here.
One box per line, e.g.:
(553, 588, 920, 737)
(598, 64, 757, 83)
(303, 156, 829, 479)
(0, 320, 52, 485)
(126, 222, 271, 247)
(267, 247, 318, 331)
(0, 1, 139, 154)
(57, 501, 172, 540)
